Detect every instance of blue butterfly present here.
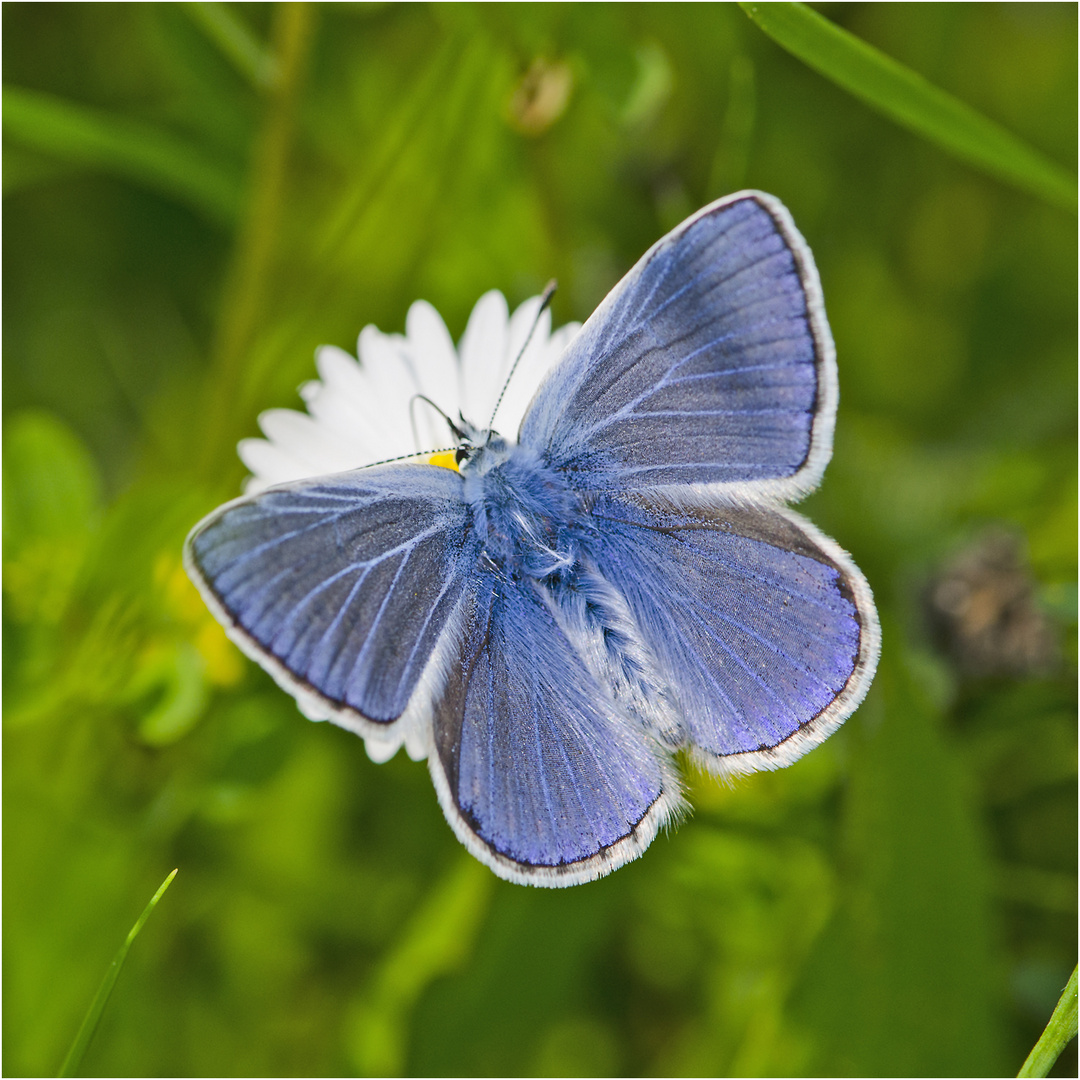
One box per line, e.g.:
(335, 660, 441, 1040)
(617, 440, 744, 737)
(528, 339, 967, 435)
(184, 191, 880, 887)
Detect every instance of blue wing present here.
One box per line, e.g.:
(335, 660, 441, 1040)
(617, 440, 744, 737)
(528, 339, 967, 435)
(590, 496, 880, 774)
(183, 465, 480, 736)
(519, 191, 835, 503)
(428, 568, 682, 886)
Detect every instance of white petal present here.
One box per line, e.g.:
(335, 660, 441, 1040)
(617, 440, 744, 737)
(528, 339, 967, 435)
(357, 326, 427, 456)
(258, 409, 335, 463)
(255, 409, 368, 483)
(314, 344, 370, 406)
(459, 290, 509, 425)
(239, 437, 316, 492)
(550, 321, 582, 352)
(507, 295, 546, 353)
(405, 300, 460, 449)
(235, 293, 582, 495)
(304, 391, 391, 466)
(311, 345, 401, 458)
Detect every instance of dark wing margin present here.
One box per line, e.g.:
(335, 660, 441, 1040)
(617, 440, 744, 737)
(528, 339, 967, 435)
(519, 190, 837, 505)
(591, 495, 880, 776)
(429, 569, 683, 887)
(183, 464, 479, 743)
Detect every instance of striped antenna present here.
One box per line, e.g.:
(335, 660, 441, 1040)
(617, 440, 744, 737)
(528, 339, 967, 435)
(488, 280, 557, 429)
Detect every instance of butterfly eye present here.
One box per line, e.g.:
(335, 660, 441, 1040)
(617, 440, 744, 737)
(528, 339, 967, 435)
(455, 446, 470, 465)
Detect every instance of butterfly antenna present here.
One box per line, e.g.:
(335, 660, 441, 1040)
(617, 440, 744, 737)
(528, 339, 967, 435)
(488, 280, 557, 429)
(359, 445, 459, 470)
(410, 393, 466, 450)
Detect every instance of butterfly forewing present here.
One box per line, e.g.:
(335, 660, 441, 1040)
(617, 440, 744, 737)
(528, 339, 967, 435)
(519, 192, 835, 503)
(184, 465, 479, 732)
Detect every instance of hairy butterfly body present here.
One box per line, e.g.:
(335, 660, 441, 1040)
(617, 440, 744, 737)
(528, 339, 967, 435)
(185, 190, 880, 886)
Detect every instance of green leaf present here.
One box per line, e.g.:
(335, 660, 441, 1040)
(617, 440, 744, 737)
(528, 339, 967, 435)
(2, 85, 242, 224)
(1018, 965, 1078, 1078)
(135, 643, 210, 746)
(347, 857, 493, 1076)
(57, 870, 178, 1078)
(3, 412, 101, 554)
(3, 412, 102, 627)
(738, 2, 1077, 213)
(793, 645, 1005, 1075)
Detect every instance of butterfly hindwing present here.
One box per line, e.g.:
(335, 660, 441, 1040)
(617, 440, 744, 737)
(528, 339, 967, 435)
(590, 495, 879, 774)
(519, 191, 835, 502)
(429, 568, 682, 885)
(184, 464, 480, 737)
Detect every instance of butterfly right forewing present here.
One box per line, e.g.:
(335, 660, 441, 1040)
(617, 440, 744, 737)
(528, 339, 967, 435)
(519, 190, 836, 506)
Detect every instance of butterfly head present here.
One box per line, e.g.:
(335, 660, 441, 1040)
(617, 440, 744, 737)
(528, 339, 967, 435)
(453, 421, 513, 477)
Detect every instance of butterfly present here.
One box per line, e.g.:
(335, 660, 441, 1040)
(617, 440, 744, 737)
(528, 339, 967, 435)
(184, 190, 880, 887)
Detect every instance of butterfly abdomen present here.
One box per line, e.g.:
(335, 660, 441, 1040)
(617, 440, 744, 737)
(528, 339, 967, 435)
(543, 562, 686, 749)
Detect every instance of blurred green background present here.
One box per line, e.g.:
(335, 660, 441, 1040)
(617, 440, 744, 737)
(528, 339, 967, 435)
(3, 3, 1076, 1076)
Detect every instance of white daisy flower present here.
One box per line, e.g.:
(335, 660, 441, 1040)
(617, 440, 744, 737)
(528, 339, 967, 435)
(239, 290, 581, 495)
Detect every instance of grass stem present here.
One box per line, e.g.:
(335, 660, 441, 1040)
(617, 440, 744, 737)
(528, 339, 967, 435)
(200, 1, 315, 479)
(1017, 965, 1078, 1078)
(57, 869, 179, 1078)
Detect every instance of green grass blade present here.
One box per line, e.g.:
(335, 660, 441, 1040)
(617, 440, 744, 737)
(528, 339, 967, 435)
(57, 869, 179, 1078)
(1017, 965, 1078, 1078)
(181, 2, 278, 90)
(2, 86, 241, 224)
(738, 2, 1077, 213)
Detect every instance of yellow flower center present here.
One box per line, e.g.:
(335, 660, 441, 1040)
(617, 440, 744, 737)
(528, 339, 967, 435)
(428, 450, 459, 472)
